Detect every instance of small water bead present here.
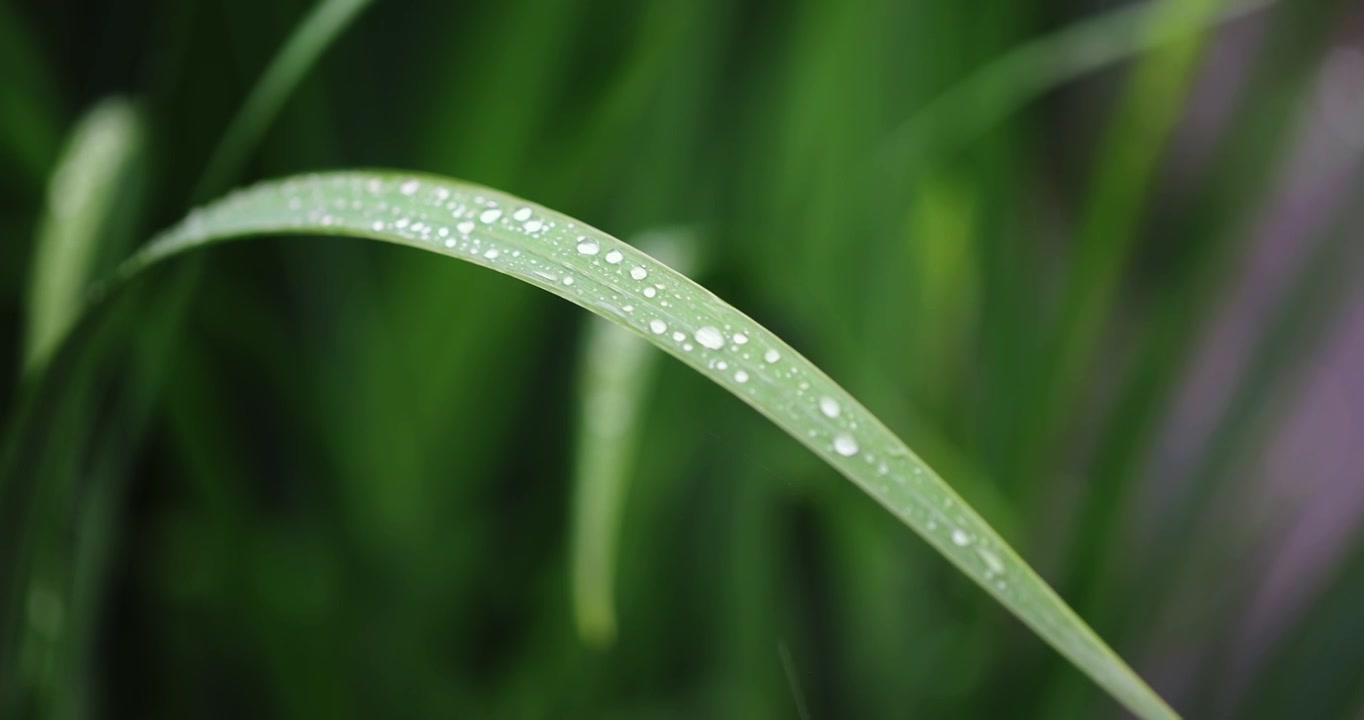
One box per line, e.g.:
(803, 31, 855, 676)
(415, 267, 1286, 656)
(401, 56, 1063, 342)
(764, 349, 781, 364)
(630, 266, 649, 280)
(577, 238, 600, 255)
(732, 332, 749, 345)
(457, 221, 475, 234)
(819, 397, 841, 419)
(716, 360, 728, 371)
(562, 276, 575, 286)
(371, 221, 385, 231)
(978, 547, 1005, 574)
(605, 250, 624, 264)
(400, 179, 420, 196)
(479, 208, 502, 224)
(524, 220, 544, 233)
(649, 319, 667, 334)
(513, 207, 533, 222)
(623, 305, 634, 313)
(951, 529, 971, 547)
(833, 434, 859, 457)
(734, 370, 750, 383)
(694, 326, 725, 349)
(672, 331, 686, 342)
(484, 248, 500, 260)
(395, 218, 410, 229)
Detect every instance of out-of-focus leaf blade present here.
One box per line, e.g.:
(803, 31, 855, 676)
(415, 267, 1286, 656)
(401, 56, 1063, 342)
(24, 99, 143, 375)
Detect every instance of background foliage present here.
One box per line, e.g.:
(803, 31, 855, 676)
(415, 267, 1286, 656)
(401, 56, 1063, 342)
(1, 0, 1362, 717)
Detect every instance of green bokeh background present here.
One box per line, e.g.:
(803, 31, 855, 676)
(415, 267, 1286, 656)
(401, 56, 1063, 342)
(1, 0, 1363, 717)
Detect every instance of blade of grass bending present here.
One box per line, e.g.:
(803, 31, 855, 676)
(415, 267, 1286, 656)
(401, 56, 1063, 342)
(192, 0, 374, 201)
(571, 229, 698, 647)
(23, 99, 143, 375)
(878, 0, 1273, 172)
(88, 171, 1179, 720)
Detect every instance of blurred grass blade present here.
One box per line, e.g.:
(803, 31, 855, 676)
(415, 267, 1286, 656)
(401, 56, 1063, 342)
(83, 171, 1180, 719)
(193, 0, 374, 200)
(23, 98, 143, 375)
(1025, 0, 1228, 474)
(880, 0, 1272, 170)
(570, 229, 696, 646)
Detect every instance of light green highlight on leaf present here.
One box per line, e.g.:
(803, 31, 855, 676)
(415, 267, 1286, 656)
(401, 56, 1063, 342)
(24, 98, 143, 375)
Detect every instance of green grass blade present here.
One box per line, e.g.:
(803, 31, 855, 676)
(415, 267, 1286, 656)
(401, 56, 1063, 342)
(88, 170, 1180, 719)
(23, 98, 143, 376)
(879, 0, 1272, 171)
(570, 229, 696, 646)
(193, 0, 373, 200)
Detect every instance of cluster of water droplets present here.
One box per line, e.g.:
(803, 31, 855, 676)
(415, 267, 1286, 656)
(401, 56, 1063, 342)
(153, 172, 1013, 596)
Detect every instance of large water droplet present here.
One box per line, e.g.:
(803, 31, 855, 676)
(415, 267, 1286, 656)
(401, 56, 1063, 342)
(764, 349, 781, 364)
(734, 370, 750, 384)
(479, 208, 502, 224)
(819, 397, 840, 419)
(694, 326, 724, 349)
(833, 434, 859, 456)
(605, 250, 623, 264)
(577, 238, 600, 255)
(513, 207, 533, 222)
(630, 266, 649, 280)
(649, 319, 667, 334)
(732, 332, 749, 345)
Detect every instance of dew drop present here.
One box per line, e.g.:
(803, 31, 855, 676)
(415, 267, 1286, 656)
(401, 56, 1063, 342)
(457, 221, 475, 234)
(833, 434, 859, 457)
(694, 326, 724, 349)
(605, 250, 624, 264)
(819, 397, 841, 419)
(672, 331, 686, 342)
(577, 239, 600, 255)
(649, 319, 667, 334)
(734, 370, 749, 384)
(630, 266, 649, 280)
(479, 209, 502, 224)
(951, 529, 971, 547)
(978, 547, 1004, 574)
(732, 332, 749, 345)
(395, 218, 410, 229)
(643, 287, 657, 298)
(524, 220, 544, 233)
(483, 248, 500, 260)
(371, 221, 385, 231)
(400, 179, 420, 196)
(562, 276, 575, 286)
(513, 207, 533, 222)
(764, 349, 781, 364)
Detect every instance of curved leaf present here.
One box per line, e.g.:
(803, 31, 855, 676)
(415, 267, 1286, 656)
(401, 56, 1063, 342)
(93, 171, 1178, 719)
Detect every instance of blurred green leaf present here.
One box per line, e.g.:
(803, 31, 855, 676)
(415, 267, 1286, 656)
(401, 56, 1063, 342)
(23, 99, 144, 375)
